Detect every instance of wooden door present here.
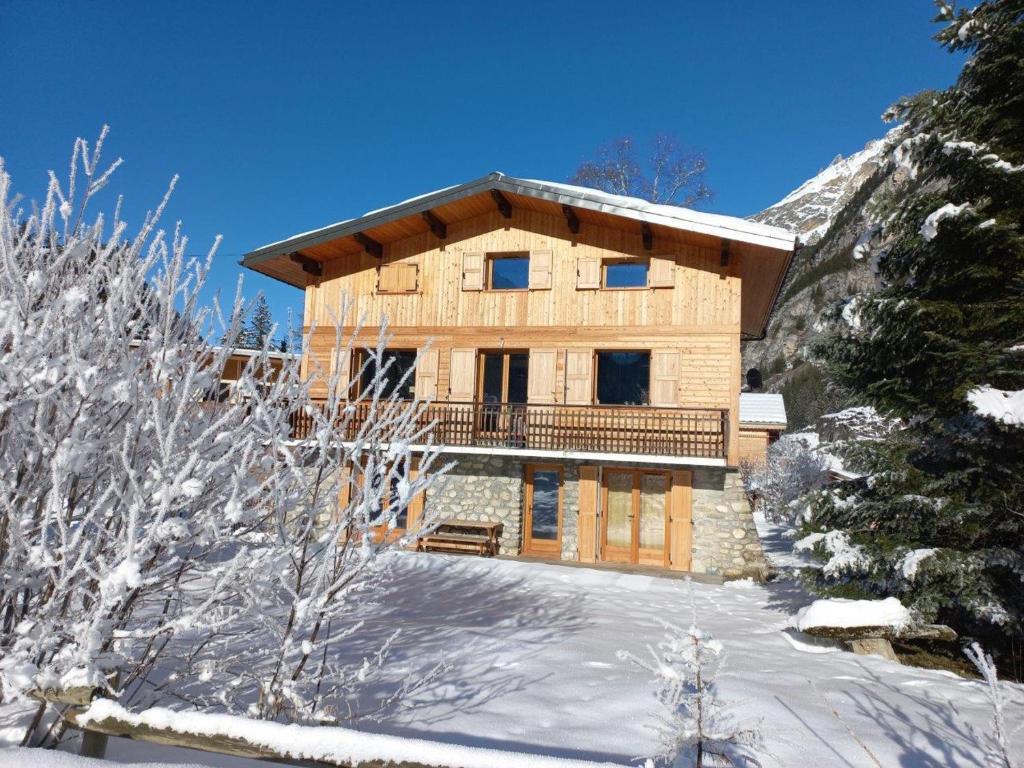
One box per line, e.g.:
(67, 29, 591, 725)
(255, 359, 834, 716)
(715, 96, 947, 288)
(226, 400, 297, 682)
(523, 465, 562, 557)
(601, 469, 671, 566)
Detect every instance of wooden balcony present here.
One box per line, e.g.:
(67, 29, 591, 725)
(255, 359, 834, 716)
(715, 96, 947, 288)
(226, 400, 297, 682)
(291, 401, 729, 460)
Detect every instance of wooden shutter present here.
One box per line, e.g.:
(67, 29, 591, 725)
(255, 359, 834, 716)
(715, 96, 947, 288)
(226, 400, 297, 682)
(564, 349, 593, 405)
(528, 349, 558, 404)
(379, 263, 419, 293)
(576, 256, 601, 289)
(648, 256, 675, 288)
(415, 347, 439, 401)
(528, 249, 553, 290)
(331, 347, 353, 399)
(398, 263, 418, 292)
(448, 348, 476, 401)
(650, 350, 680, 407)
(377, 264, 398, 293)
(462, 252, 484, 291)
(577, 466, 598, 563)
(669, 470, 693, 571)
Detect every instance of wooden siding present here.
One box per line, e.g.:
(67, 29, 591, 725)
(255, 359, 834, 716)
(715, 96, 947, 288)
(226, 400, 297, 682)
(301, 206, 746, 464)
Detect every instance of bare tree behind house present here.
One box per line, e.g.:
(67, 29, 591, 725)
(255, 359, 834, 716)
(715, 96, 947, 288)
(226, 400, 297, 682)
(571, 134, 712, 207)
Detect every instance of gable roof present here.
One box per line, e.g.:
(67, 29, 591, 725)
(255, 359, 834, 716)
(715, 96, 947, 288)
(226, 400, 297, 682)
(739, 393, 788, 429)
(245, 173, 796, 269)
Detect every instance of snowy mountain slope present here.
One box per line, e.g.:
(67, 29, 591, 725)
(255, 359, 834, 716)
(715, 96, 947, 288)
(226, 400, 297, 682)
(742, 131, 905, 429)
(754, 131, 894, 244)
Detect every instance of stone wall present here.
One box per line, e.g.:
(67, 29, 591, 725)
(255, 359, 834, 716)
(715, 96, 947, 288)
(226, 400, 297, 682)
(423, 453, 766, 578)
(424, 453, 524, 555)
(691, 468, 766, 578)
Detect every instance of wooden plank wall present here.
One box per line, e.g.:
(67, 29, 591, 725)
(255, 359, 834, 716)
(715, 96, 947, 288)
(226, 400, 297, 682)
(302, 207, 744, 463)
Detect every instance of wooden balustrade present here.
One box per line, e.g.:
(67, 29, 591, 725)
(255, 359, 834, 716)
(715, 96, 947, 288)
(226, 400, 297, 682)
(290, 401, 728, 459)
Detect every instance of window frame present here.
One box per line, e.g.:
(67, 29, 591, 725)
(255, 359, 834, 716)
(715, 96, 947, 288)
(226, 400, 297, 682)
(486, 251, 531, 292)
(357, 347, 418, 401)
(602, 258, 650, 290)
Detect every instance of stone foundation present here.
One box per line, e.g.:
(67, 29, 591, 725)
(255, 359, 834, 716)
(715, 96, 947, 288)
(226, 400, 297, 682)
(423, 453, 766, 577)
(425, 453, 524, 555)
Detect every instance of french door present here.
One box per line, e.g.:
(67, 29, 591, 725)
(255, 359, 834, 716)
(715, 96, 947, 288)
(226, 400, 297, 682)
(601, 469, 670, 566)
(523, 465, 562, 557)
(477, 350, 528, 444)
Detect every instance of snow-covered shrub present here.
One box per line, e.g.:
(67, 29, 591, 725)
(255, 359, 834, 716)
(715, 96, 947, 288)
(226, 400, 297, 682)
(743, 435, 828, 524)
(619, 591, 762, 767)
(0, 131, 445, 742)
(963, 642, 1021, 768)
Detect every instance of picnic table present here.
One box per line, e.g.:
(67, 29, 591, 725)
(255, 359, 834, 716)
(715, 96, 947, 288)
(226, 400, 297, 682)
(418, 519, 503, 557)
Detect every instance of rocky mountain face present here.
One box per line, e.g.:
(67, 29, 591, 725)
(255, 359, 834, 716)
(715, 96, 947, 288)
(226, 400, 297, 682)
(741, 133, 904, 429)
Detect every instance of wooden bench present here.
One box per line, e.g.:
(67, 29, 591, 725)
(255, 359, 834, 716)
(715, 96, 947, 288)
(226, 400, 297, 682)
(418, 519, 503, 557)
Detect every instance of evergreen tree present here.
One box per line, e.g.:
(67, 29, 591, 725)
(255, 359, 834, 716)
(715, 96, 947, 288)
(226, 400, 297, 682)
(807, 0, 1024, 645)
(245, 294, 275, 349)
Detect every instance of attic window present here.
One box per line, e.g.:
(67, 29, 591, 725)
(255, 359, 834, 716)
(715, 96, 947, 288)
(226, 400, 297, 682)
(487, 252, 529, 290)
(604, 260, 648, 288)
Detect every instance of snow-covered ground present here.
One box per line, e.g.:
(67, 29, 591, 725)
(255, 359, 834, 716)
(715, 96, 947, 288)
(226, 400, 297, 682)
(4, 552, 1022, 767)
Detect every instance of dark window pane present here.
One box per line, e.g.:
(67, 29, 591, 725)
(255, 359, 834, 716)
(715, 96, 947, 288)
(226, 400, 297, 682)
(507, 354, 529, 404)
(490, 255, 529, 290)
(362, 349, 416, 399)
(605, 262, 648, 288)
(596, 351, 650, 405)
(530, 470, 560, 540)
(481, 353, 504, 404)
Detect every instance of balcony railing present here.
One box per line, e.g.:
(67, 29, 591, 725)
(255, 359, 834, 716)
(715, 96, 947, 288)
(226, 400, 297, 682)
(291, 401, 729, 460)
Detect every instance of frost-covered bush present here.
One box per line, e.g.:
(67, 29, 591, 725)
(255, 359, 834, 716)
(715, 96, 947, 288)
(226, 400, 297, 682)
(742, 435, 828, 524)
(619, 590, 762, 768)
(0, 131, 445, 743)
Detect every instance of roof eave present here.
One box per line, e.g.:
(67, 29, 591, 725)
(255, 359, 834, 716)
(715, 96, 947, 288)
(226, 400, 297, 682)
(242, 173, 797, 269)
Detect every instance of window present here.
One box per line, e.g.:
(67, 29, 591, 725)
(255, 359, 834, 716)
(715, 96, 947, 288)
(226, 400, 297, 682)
(596, 351, 650, 405)
(488, 252, 530, 290)
(377, 262, 418, 293)
(360, 349, 416, 400)
(604, 260, 648, 288)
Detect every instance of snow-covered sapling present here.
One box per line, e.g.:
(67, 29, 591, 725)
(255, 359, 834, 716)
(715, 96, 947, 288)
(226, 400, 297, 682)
(619, 595, 762, 767)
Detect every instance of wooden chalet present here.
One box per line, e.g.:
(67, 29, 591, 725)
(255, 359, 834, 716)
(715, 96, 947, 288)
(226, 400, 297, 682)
(243, 173, 796, 576)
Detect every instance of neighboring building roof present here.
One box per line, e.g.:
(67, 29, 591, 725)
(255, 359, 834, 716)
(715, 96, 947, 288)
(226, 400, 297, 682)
(739, 393, 787, 429)
(213, 345, 300, 362)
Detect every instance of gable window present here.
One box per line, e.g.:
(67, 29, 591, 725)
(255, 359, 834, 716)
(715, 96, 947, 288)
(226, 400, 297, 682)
(596, 351, 650, 405)
(488, 252, 530, 290)
(604, 260, 648, 288)
(360, 349, 417, 400)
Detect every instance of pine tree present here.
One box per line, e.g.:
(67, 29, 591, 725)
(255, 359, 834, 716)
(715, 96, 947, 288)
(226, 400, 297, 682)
(246, 294, 275, 349)
(808, 0, 1024, 645)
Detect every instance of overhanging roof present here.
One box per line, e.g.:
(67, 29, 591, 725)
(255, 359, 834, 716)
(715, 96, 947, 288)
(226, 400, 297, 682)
(244, 172, 794, 268)
(241, 172, 797, 337)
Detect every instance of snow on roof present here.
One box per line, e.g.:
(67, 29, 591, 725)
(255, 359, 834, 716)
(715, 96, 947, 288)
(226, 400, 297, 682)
(739, 392, 787, 427)
(245, 172, 797, 263)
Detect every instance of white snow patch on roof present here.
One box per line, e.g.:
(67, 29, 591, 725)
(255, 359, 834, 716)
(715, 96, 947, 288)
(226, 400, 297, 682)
(792, 597, 912, 633)
(967, 385, 1024, 426)
(739, 392, 787, 426)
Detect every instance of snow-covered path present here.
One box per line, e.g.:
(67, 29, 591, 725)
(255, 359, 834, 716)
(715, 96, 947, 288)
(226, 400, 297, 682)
(4, 552, 1021, 767)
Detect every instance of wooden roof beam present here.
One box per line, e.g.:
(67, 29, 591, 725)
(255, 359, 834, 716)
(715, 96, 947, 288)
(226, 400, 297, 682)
(491, 189, 512, 219)
(641, 222, 653, 251)
(562, 204, 580, 235)
(421, 210, 447, 239)
(289, 252, 323, 277)
(353, 232, 383, 258)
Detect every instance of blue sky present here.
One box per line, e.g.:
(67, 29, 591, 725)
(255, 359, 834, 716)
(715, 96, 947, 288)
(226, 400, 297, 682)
(2, 1, 963, 333)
